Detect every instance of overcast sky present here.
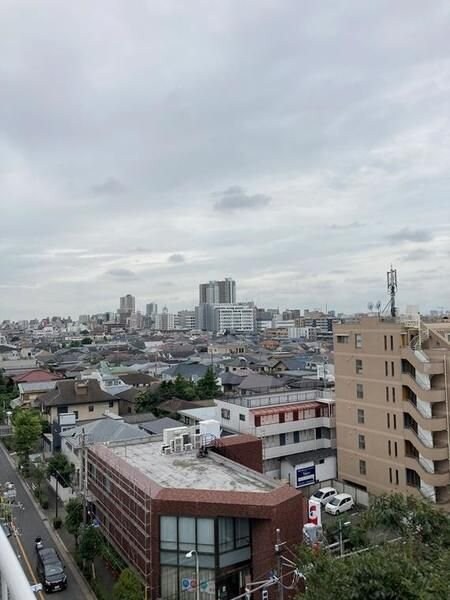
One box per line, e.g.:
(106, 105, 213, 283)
(1, 1, 450, 319)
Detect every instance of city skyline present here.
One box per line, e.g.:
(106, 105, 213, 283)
(1, 2, 450, 319)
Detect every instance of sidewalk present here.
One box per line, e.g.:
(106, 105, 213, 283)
(44, 482, 117, 595)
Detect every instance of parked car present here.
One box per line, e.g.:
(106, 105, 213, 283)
(36, 545, 67, 593)
(325, 493, 354, 515)
(310, 487, 337, 506)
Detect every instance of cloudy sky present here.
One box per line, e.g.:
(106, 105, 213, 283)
(1, 1, 450, 319)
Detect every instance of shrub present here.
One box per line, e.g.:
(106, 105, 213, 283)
(40, 496, 49, 510)
(53, 516, 62, 529)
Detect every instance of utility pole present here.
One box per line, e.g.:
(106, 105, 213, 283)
(78, 428, 88, 525)
(275, 528, 284, 600)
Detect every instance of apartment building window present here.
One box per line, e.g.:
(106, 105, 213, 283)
(394, 441, 398, 457)
(391, 361, 395, 377)
(293, 431, 300, 444)
(108, 400, 114, 408)
(358, 434, 366, 450)
(239, 414, 245, 422)
(388, 440, 391, 456)
(337, 335, 349, 344)
(356, 383, 364, 399)
(279, 433, 286, 446)
(395, 469, 399, 485)
(359, 460, 367, 475)
(88, 405, 94, 412)
(357, 409, 365, 424)
(390, 336, 394, 351)
(384, 335, 388, 351)
(389, 467, 393, 483)
(387, 413, 390, 428)
(393, 414, 397, 430)
(392, 387, 396, 403)
(355, 334, 362, 348)
(386, 387, 389, 402)
(221, 408, 231, 420)
(355, 359, 363, 374)
(385, 361, 389, 376)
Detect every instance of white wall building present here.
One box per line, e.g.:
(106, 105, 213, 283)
(215, 390, 336, 483)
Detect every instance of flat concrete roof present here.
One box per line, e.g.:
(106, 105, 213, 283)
(110, 441, 276, 493)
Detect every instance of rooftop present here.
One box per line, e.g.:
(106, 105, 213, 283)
(108, 440, 276, 493)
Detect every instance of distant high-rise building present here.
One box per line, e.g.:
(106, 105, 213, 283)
(199, 278, 236, 304)
(154, 307, 175, 331)
(196, 303, 254, 333)
(120, 294, 136, 313)
(146, 303, 158, 316)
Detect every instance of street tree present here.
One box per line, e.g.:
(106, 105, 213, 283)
(47, 453, 75, 486)
(65, 498, 83, 546)
(12, 410, 42, 465)
(79, 525, 103, 579)
(112, 568, 144, 600)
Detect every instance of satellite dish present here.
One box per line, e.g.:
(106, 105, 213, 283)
(368, 302, 374, 311)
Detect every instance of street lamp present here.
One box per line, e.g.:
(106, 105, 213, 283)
(185, 549, 200, 600)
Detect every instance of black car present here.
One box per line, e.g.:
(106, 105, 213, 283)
(36, 546, 67, 593)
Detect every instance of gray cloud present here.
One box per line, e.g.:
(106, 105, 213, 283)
(91, 178, 126, 196)
(168, 253, 185, 264)
(1, 1, 450, 318)
(385, 228, 434, 244)
(214, 186, 271, 212)
(103, 268, 138, 280)
(404, 249, 434, 262)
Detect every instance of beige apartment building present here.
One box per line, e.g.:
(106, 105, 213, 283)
(334, 316, 450, 505)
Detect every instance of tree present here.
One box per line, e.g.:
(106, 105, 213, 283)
(81, 337, 93, 345)
(79, 525, 103, 579)
(296, 494, 450, 600)
(30, 462, 47, 497)
(65, 498, 83, 546)
(112, 568, 144, 600)
(12, 410, 42, 463)
(47, 453, 75, 486)
(0, 372, 18, 422)
(197, 367, 220, 399)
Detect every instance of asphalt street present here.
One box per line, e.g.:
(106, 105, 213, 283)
(0, 444, 88, 600)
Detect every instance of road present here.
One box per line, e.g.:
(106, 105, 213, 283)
(0, 444, 87, 600)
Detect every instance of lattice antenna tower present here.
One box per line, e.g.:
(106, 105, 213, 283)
(387, 266, 398, 318)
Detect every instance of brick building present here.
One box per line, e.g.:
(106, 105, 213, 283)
(87, 433, 305, 599)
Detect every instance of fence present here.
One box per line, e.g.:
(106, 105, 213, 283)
(302, 479, 370, 507)
(48, 476, 76, 502)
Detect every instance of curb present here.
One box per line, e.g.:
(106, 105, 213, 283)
(1, 445, 97, 600)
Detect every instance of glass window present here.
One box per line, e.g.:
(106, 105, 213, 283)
(356, 384, 364, 399)
(359, 460, 367, 475)
(355, 334, 362, 348)
(239, 414, 245, 421)
(235, 519, 250, 548)
(336, 335, 349, 344)
(160, 516, 177, 551)
(88, 405, 94, 412)
(178, 517, 196, 552)
(221, 408, 230, 420)
(279, 433, 286, 446)
(358, 434, 366, 450)
(293, 431, 300, 444)
(357, 409, 365, 424)
(219, 518, 234, 553)
(197, 519, 214, 554)
(355, 359, 363, 374)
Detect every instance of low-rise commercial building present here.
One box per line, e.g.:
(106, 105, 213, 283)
(215, 390, 336, 483)
(87, 432, 305, 599)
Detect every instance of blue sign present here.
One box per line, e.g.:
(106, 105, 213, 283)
(296, 465, 316, 488)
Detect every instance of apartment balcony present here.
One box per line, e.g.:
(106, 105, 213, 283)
(404, 456, 450, 487)
(401, 372, 445, 403)
(255, 416, 334, 436)
(402, 400, 447, 432)
(403, 427, 449, 461)
(263, 438, 334, 460)
(400, 346, 444, 376)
